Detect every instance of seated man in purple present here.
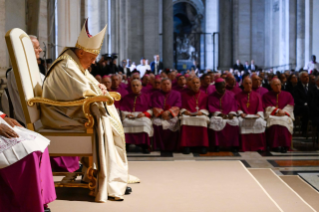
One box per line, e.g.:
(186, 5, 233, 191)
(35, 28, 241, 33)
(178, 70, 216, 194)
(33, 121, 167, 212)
(0, 112, 56, 212)
(141, 74, 153, 94)
(111, 74, 129, 109)
(120, 79, 153, 153)
(200, 73, 215, 95)
(208, 78, 240, 152)
(179, 77, 209, 154)
(252, 74, 268, 97)
(173, 74, 186, 93)
(263, 78, 294, 153)
(152, 78, 182, 152)
(226, 74, 242, 95)
(236, 77, 266, 152)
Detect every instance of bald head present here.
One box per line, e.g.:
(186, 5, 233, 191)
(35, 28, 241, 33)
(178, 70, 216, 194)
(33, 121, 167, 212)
(270, 78, 281, 93)
(191, 77, 201, 92)
(243, 77, 252, 92)
(251, 74, 261, 89)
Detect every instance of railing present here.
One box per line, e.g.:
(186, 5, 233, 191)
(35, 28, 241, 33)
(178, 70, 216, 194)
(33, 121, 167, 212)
(263, 63, 296, 72)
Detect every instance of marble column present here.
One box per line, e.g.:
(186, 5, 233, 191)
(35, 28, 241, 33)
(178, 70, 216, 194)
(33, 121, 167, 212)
(264, 0, 272, 68)
(0, 0, 6, 78)
(38, 0, 48, 59)
(87, 0, 108, 56)
(205, 0, 219, 70)
(296, 0, 305, 70)
(126, 0, 143, 64)
(26, 0, 41, 36)
(304, 0, 313, 65)
(56, 0, 81, 56)
(119, 0, 126, 61)
(312, 0, 319, 57)
(218, 0, 232, 69)
(162, 0, 173, 69)
(143, 0, 160, 62)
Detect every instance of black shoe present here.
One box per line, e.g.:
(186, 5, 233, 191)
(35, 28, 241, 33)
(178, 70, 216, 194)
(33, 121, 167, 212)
(125, 186, 132, 195)
(281, 147, 287, 153)
(274, 147, 282, 152)
(200, 147, 208, 154)
(215, 146, 220, 152)
(108, 196, 124, 201)
(183, 147, 190, 154)
(44, 208, 51, 212)
(142, 147, 150, 154)
(232, 147, 238, 153)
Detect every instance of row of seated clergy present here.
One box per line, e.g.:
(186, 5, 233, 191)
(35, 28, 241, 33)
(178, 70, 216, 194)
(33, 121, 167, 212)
(4, 34, 80, 175)
(120, 77, 294, 154)
(0, 111, 56, 212)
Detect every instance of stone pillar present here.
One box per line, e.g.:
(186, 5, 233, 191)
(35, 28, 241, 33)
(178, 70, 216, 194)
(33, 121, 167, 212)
(26, 0, 41, 36)
(56, 0, 81, 56)
(205, 0, 219, 70)
(119, 0, 126, 61)
(162, 0, 173, 69)
(0, 0, 6, 77)
(296, 0, 305, 70)
(126, 0, 143, 64)
(110, 0, 118, 54)
(38, 0, 48, 60)
(87, 0, 108, 56)
(218, 0, 232, 69)
(143, 0, 159, 62)
(305, 0, 313, 65)
(287, 0, 296, 70)
(312, 0, 319, 57)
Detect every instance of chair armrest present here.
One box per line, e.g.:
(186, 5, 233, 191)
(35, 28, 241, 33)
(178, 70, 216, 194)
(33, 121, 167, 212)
(27, 92, 121, 133)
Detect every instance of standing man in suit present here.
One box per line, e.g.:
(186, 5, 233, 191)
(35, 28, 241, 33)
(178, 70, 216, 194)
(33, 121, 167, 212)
(119, 59, 131, 76)
(233, 59, 244, 71)
(150, 55, 164, 75)
(292, 71, 310, 136)
(249, 60, 258, 72)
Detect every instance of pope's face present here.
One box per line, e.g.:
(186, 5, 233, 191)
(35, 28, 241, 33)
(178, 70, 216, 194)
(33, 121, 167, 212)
(31, 38, 42, 59)
(78, 50, 97, 70)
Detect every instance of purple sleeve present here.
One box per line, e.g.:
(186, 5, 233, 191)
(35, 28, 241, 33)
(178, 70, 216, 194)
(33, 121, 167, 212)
(208, 95, 220, 113)
(174, 91, 182, 108)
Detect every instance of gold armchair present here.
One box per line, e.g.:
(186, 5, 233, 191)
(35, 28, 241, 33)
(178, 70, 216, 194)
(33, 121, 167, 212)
(5, 28, 121, 198)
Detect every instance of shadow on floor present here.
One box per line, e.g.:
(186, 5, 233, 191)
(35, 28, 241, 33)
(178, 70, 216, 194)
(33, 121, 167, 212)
(56, 187, 96, 202)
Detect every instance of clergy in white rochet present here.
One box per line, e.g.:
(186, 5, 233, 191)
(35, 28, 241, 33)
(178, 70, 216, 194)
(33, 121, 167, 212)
(235, 77, 266, 152)
(179, 77, 210, 154)
(262, 78, 294, 153)
(41, 19, 138, 202)
(120, 79, 153, 153)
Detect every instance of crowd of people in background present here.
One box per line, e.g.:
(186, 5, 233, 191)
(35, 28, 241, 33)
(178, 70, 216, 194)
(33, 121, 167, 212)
(87, 54, 319, 154)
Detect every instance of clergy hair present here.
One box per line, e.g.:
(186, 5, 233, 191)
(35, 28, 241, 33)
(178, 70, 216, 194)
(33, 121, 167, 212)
(29, 35, 38, 40)
(299, 71, 308, 78)
(161, 78, 171, 83)
(131, 79, 142, 85)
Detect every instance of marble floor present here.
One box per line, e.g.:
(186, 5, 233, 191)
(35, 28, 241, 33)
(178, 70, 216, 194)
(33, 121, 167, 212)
(127, 137, 319, 191)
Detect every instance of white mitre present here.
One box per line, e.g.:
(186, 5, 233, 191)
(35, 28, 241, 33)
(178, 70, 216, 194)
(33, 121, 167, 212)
(75, 19, 107, 56)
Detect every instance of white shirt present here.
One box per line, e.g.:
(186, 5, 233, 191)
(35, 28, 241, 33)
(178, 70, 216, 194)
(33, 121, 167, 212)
(304, 61, 319, 73)
(136, 64, 147, 78)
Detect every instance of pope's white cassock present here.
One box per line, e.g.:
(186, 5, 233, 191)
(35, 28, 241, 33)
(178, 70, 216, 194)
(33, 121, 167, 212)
(40, 20, 133, 202)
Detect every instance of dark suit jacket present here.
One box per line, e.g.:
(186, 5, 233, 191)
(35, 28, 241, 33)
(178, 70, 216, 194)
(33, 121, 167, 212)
(308, 86, 319, 123)
(118, 66, 131, 76)
(292, 82, 309, 116)
(233, 63, 244, 71)
(150, 61, 164, 74)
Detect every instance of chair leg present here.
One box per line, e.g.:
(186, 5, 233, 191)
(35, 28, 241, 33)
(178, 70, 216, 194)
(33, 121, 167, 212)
(87, 156, 97, 197)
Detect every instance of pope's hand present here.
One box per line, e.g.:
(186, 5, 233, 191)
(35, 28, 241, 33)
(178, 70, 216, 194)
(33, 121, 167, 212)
(98, 83, 107, 93)
(0, 123, 19, 138)
(4, 117, 22, 128)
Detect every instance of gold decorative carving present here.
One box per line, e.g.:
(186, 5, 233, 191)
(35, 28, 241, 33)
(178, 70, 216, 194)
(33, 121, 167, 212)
(109, 92, 121, 101)
(87, 166, 97, 196)
(75, 42, 101, 55)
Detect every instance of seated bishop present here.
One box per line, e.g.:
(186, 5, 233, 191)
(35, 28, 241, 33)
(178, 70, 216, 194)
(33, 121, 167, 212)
(263, 78, 294, 153)
(200, 73, 215, 95)
(179, 77, 209, 154)
(120, 79, 153, 154)
(252, 74, 268, 97)
(226, 74, 242, 95)
(173, 74, 186, 93)
(152, 78, 182, 152)
(0, 112, 56, 212)
(41, 19, 132, 202)
(208, 78, 240, 152)
(236, 77, 266, 152)
(111, 74, 129, 109)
